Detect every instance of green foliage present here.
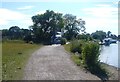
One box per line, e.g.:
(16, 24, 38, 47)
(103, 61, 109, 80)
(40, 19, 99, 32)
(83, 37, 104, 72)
(77, 33, 93, 41)
(77, 34, 87, 40)
(60, 38, 67, 45)
(70, 40, 83, 54)
(2, 10, 87, 44)
(64, 40, 108, 80)
(71, 55, 82, 66)
(23, 35, 32, 43)
(82, 42, 100, 68)
(64, 43, 82, 66)
(2, 27, 32, 41)
(2, 29, 9, 37)
(63, 43, 71, 52)
(63, 14, 86, 40)
(8, 26, 22, 40)
(91, 30, 106, 40)
(31, 10, 64, 43)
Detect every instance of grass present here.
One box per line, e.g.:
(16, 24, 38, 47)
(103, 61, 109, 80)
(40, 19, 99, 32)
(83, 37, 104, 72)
(2, 40, 42, 80)
(63, 43, 109, 80)
(64, 44, 82, 66)
(63, 43, 71, 53)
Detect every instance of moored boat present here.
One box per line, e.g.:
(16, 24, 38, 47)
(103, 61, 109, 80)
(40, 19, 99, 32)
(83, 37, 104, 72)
(101, 38, 117, 46)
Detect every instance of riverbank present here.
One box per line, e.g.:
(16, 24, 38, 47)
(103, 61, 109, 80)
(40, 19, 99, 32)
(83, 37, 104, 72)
(100, 62, 119, 80)
(63, 43, 119, 80)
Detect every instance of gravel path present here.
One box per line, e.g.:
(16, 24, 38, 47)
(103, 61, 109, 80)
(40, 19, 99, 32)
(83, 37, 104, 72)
(23, 45, 100, 80)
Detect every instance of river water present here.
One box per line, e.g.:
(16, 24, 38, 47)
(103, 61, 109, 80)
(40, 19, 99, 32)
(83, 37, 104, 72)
(99, 42, 119, 68)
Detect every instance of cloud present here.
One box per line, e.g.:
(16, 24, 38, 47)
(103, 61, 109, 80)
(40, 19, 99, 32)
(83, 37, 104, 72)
(35, 10, 63, 15)
(0, 8, 32, 29)
(114, 1, 119, 5)
(0, 8, 28, 20)
(35, 11, 46, 15)
(81, 4, 118, 35)
(96, 4, 111, 7)
(17, 6, 34, 10)
(0, 19, 9, 25)
(82, 17, 118, 35)
(82, 4, 117, 18)
(0, 8, 23, 25)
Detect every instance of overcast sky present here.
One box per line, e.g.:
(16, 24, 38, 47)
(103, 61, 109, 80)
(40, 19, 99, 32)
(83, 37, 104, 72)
(0, 0, 119, 35)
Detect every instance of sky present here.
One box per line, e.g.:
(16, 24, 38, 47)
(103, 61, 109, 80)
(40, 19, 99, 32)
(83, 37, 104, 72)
(0, 0, 119, 35)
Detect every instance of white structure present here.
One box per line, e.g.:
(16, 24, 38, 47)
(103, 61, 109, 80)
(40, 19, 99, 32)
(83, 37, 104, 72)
(55, 32, 62, 38)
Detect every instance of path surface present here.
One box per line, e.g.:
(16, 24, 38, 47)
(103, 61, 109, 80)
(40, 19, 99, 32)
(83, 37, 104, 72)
(23, 45, 100, 80)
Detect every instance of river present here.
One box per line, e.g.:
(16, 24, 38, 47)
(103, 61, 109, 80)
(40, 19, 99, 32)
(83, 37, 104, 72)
(99, 42, 119, 68)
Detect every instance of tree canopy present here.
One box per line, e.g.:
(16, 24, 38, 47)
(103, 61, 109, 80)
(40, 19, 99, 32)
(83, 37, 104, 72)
(3, 10, 118, 43)
(31, 10, 86, 43)
(63, 14, 85, 40)
(91, 30, 106, 40)
(2, 10, 86, 43)
(31, 10, 64, 43)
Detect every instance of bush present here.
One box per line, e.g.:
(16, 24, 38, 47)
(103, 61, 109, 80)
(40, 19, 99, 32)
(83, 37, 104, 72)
(82, 42, 100, 69)
(61, 38, 67, 45)
(70, 40, 83, 54)
(23, 35, 32, 43)
(29, 41, 34, 44)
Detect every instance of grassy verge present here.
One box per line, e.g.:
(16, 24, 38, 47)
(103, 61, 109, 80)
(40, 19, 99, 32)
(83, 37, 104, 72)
(64, 44, 82, 66)
(64, 42, 109, 80)
(2, 40, 42, 80)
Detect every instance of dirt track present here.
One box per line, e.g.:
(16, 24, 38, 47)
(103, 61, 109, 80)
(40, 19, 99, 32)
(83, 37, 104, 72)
(23, 45, 100, 80)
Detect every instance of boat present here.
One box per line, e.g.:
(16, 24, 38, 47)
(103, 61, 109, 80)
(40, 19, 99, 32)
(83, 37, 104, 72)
(110, 39, 117, 43)
(104, 39, 110, 46)
(102, 38, 117, 46)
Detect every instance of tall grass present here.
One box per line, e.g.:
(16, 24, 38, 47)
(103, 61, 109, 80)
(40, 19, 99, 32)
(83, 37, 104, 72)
(2, 40, 41, 80)
(70, 40, 84, 54)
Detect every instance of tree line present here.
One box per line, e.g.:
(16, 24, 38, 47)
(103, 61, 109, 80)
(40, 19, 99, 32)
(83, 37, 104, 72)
(2, 10, 85, 44)
(2, 10, 119, 43)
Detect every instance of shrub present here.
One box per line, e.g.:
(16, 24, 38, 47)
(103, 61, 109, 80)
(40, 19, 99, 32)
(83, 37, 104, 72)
(23, 35, 32, 43)
(61, 38, 67, 45)
(29, 41, 34, 44)
(70, 40, 83, 54)
(82, 42, 100, 69)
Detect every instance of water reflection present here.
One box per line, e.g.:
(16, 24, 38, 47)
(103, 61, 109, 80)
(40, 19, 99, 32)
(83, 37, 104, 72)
(99, 42, 119, 68)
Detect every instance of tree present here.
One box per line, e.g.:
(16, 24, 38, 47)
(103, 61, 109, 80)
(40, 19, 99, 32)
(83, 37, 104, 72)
(31, 10, 64, 43)
(107, 31, 111, 37)
(63, 14, 85, 40)
(110, 34, 118, 39)
(2, 29, 9, 36)
(9, 26, 22, 39)
(21, 29, 32, 37)
(77, 33, 92, 41)
(91, 30, 106, 40)
(2, 29, 9, 39)
(106, 31, 117, 39)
